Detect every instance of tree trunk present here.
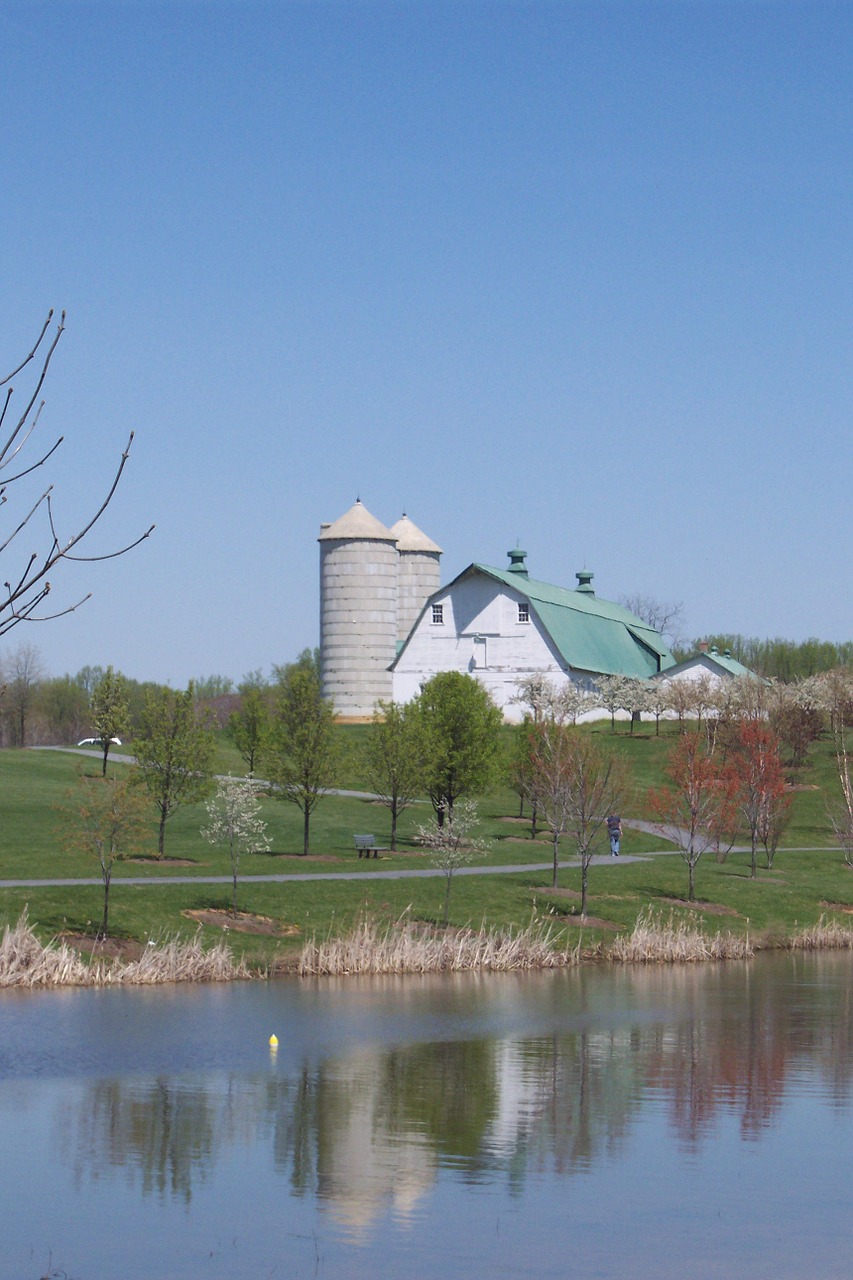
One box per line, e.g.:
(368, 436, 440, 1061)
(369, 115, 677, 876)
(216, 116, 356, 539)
(552, 830, 560, 888)
(157, 808, 167, 858)
(101, 742, 109, 777)
(443, 873, 452, 927)
(99, 873, 111, 940)
(303, 806, 310, 857)
(581, 859, 589, 917)
(688, 858, 696, 902)
(390, 804, 398, 851)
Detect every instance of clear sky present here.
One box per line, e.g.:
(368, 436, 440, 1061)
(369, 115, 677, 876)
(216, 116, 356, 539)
(2, 0, 851, 685)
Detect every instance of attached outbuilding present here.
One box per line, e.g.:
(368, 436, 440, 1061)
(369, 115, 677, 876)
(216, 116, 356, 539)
(651, 645, 759, 688)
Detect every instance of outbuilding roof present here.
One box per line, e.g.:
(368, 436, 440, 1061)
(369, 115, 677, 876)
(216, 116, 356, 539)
(654, 648, 759, 681)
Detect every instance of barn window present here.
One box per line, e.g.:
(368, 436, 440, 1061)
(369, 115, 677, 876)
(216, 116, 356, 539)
(432, 604, 444, 625)
(473, 636, 487, 668)
(518, 602, 530, 624)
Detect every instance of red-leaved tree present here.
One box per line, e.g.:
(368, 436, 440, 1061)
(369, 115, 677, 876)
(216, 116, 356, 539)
(728, 721, 792, 877)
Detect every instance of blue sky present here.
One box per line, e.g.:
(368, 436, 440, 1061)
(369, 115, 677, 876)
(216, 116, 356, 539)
(1, 0, 850, 685)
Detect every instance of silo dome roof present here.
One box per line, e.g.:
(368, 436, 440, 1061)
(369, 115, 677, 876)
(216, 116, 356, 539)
(318, 499, 397, 542)
(389, 513, 442, 554)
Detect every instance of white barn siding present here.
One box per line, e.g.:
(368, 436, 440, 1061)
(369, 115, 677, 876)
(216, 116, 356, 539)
(392, 578, 590, 721)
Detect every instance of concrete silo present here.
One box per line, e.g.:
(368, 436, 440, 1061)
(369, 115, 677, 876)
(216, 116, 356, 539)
(389, 513, 442, 644)
(318, 500, 399, 720)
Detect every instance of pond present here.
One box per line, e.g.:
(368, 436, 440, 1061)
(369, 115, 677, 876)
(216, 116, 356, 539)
(1, 951, 851, 1280)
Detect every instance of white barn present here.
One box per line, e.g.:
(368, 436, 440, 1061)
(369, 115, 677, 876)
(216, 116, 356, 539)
(391, 548, 675, 723)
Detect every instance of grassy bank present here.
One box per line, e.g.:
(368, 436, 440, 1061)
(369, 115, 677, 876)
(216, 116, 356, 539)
(0, 726, 849, 978)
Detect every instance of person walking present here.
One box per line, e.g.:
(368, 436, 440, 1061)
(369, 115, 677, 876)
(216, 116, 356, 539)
(607, 814, 622, 858)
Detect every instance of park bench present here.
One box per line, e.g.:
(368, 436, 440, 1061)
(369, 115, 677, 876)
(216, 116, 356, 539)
(353, 833, 386, 858)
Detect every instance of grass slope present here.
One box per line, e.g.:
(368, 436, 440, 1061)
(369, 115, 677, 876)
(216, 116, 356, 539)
(1, 722, 849, 972)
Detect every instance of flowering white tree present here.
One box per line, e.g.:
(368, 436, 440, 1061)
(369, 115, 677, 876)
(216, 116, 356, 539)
(596, 675, 635, 732)
(417, 798, 489, 927)
(814, 668, 853, 865)
(512, 674, 602, 726)
(202, 775, 270, 915)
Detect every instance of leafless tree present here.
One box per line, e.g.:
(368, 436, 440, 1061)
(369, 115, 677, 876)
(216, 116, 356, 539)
(526, 722, 628, 912)
(3, 640, 45, 745)
(0, 310, 154, 634)
(619, 594, 686, 649)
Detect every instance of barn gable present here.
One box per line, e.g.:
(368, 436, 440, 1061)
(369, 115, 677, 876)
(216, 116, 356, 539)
(390, 551, 675, 716)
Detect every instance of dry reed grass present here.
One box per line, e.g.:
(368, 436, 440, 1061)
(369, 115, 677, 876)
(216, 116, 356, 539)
(0, 914, 250, 987)
(788, 915, 853, 951)
(298, 914, 582, 976)
(608, 908, 754, 964)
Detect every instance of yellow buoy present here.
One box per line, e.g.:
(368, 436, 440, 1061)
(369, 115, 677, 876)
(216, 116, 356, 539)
(269, 1034, 279, 1047)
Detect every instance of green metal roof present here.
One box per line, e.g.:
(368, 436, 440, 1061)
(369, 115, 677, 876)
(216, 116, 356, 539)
(704, 650, 754, 677)
(659, 649, 758, 680)
(466, 564, 675, 678)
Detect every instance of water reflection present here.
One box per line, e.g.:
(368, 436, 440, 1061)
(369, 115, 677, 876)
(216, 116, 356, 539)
(48, 951, 853, 1232)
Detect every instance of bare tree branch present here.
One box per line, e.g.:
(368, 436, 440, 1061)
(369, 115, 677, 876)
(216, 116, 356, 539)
(0, 309, 55, 387)
(0, 312, 151, 633)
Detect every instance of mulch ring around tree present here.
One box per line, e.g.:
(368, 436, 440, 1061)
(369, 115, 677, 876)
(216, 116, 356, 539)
(182, 909, 300, 937)
(534, 887, 620, 930)
(60, 934, 146, 962)
(657, 897, 740, 916)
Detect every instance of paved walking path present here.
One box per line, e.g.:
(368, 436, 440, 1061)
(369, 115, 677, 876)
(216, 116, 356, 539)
(0, 851, 667, 890)
(14, 749, 835, 892)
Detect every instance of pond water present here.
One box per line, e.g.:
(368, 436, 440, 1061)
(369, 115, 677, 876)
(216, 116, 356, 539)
(1, 952, 851, 1280)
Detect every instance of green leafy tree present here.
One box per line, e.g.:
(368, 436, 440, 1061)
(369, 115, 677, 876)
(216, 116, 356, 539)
(508, 717, 533, 821)
(193, 674, 234, 698)
(264, 663, 341, 856)
(63, 771, 150, 939)
(362, 700, 423, 849)
(410, 672, 503, 823)
(227, 687, 271, 775)
(134, 682, 216, 857)
(89, 665, 129, 775)
(202, 775, 270, 915)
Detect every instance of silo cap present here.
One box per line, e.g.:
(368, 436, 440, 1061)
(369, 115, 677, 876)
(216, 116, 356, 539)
(319, 500, 397, 542)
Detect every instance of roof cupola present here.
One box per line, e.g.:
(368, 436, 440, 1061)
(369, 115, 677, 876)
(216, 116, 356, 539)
(575, 570, 595, 595)
(507, 546, 529, 577)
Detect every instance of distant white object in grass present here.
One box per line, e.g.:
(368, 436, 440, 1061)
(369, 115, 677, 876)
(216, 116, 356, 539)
(78, 737, 122, 747)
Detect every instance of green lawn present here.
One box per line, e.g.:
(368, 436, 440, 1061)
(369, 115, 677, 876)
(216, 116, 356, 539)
(1, 723, 849, 972)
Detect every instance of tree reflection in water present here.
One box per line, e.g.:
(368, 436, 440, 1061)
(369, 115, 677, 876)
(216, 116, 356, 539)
(54, 954, 853, 1225)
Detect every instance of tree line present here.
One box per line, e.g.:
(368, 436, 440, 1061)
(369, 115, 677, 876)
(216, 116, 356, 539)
(675, 635, 853, 681)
